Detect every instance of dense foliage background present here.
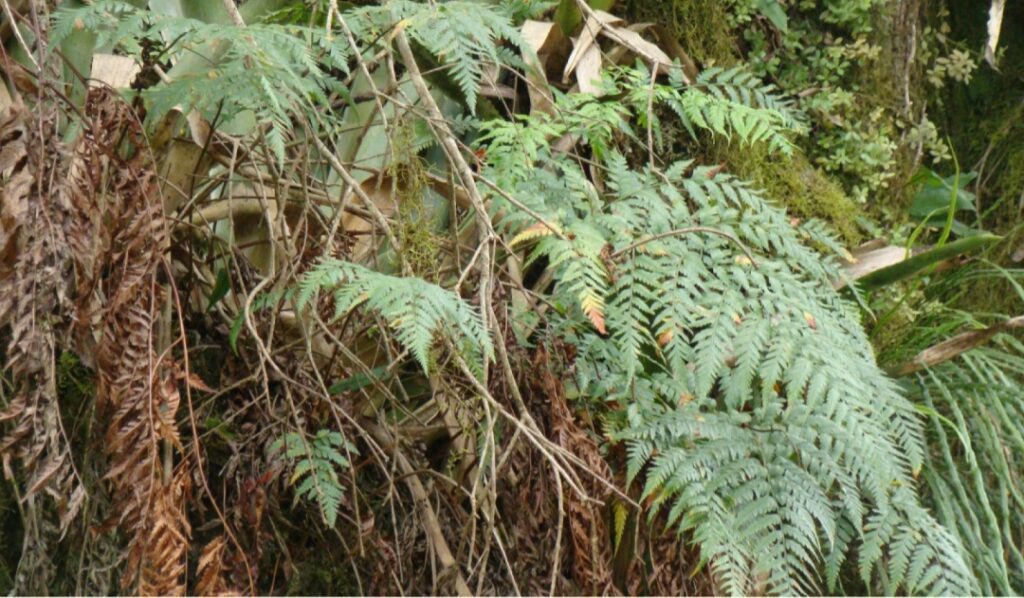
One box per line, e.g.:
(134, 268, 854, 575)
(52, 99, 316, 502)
(0, 0, 1022, 595)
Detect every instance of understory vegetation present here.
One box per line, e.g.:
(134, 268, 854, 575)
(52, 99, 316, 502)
(0, 0, 1021, 595)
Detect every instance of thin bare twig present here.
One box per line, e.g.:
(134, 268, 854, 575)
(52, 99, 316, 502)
(612, 226, 758, 264)
(220, 0, 245, 26)
(365, 423, 473, 597)
(394, 31, 496, 379)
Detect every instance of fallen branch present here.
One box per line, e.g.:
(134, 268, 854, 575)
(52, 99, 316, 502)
(888, 316, 1024, 377)
(365, 424, 472, 597)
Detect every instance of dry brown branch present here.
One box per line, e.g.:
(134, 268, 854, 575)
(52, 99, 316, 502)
(888, 316, 1024, 377)
(366, 424, 472, 596)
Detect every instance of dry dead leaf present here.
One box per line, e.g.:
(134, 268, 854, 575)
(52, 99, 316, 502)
(521, 20, 562, 114)
(159, 139, 209, 212)
(90, 54, 141, 89)
(342, 176, 398, 264)
(196, 536, 240, 596)
(574, 42, 604, 94)
(563, 10, 621, 84)
(566, 10, 677, 88)
(834, 244, 908, 289)
(602, 20, 673, 75)
(985, 0, 1006, 68)
(522, 19, 564, 57)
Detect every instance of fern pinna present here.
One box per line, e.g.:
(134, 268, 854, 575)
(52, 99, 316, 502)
(297, 260, 493, 377)
(271, 430, 357, 528)
(481, 74, 974, 595)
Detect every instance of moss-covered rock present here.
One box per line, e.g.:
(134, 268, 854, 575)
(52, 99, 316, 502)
(619, 0, 738, 66)
(719, 142, 864, 244)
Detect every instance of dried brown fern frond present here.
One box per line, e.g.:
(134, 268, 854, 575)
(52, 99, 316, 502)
(529, 345, 614, 595)
(195, 535, 241, 597)
(0, 103, 85, 593)
(64, 87, 190, 595)
(137, 467, 192, 596)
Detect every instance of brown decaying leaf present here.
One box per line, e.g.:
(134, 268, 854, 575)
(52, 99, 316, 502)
(574, 41, 604, 94)
(563, 10, 622, 85)
(516, 345, 614, 595)
(521, 20, 561, 115)
(514, 344, 715, 596)
(342, 176, 396, 263)
(564, 8, 677, 91)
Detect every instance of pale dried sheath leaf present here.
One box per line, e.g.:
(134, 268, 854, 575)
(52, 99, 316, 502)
(522, 19, 564, 56)
(342, 176, 397, 263)
(604, 24, 689, 81)
(159, 139, 209, 213)
(223, 181, 281, 276)
(834, 245, 908, 289)
(521, 20, 562, 115)
(90, 54, 141, 89)
(563, 10, 621, 84)
(575, 42, 604, 95)
(600, 20, 673, 75)
(985, 0, 1006, 68)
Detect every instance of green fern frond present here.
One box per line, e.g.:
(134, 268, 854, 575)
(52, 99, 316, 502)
(55, 2, 355, 166)
(606, 65, 797, 154)
(693, 65, 806, 132)
(298, 259, 493, 375)
(270, 429, 357, 527)
(348, 1, 523, 112)
(478, 76, 972, 594)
